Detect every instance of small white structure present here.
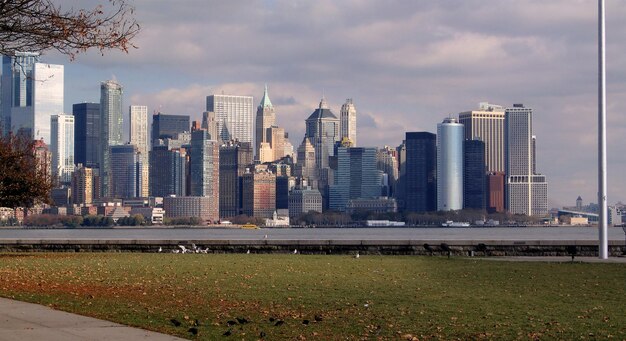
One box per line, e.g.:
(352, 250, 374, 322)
(265, 211, 290, 227)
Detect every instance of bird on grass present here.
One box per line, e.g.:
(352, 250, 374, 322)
(355, 252, 360, 259)
(246, 249, 250, 254)
(158, 247, 162, 253)
(172, 249, 180, 254)
(293, 249, 298, 254)
(178, 245, 187, 254)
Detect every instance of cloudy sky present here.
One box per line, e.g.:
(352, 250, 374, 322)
(47, 0, 626, 208)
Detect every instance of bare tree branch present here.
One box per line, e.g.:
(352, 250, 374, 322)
(0, 0, 140, 58)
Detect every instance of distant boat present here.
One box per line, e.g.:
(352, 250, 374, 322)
(441, 221, 470, 227)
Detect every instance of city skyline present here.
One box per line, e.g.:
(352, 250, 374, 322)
(35, 1, 626, 207)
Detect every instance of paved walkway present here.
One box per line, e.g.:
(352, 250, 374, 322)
(0, 298, 184, 341)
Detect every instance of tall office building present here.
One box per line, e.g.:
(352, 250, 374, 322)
(241, 170, 276, 218)
(149, 146, 187, 197)
(487, 172, 505, 213)
(152, 113, 190, 146)
(72, 103, 100, 168)
(99, 80, 123, 198)
(395, 142, 407, 207)
(1, 52, 63, 143)
(110, 145, 139, 199)
(129, 105, 149, 197)
(206, 94, 254, 144)
(505, 104, 548, 216)
(294, 136, 317, 186)
(463, 140, 486, 210)
(201, 111, 219, 140)
(377, 146, 398, 197)
(329, 147, 381, 211)
(255, 85, 275, 160)
(50, 114, 75, 184)
(437, 118, 463, 211)
(219, 141, 253, 218)
(268, 126, 286, 162)
(305, 97, 340, 170)
(458, 102, 505, 173)
(404, 132, 436, 213)
(189, 130, 220, 221)
(340, 99, 357, 146)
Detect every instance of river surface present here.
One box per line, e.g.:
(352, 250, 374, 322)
(0, 227, 623, 241)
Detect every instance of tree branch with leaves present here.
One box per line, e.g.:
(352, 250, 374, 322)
(0, 0, 140, 58)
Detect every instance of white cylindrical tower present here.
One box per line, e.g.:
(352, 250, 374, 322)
(437, 118, 464, 211)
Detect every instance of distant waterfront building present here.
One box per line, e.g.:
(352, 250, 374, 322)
(241, 170, 276, 219)
(219, 141, 253, 218)
(463, 140, 486, 210)
(275, 175, 293, 211)
(72, 103, 100, 169)
(505, 104, 548, 216)
(99, 80, 123, 198)
(129, 105, 149, 197)
(50, 114, 75, 184)
(110, 144, 139, 199)
(288, 186, 323, 219)
(151, 113, 190, 147)
(487, 172, 505, 213)
(163, 196, 217, 223)
(437, 118, 464, 211)
(1, 52, 64, 143)
(71, 164, 94, 205)
(305, 97, 340, 170)
(189, 130, 220, 208)
(329, 146, 381, 212)
(404, 132, 436, 213)
(206, 94, 254, 144)
(340, 99, 357, 146)
(346, 197, 398, 215)
(255, 85, 275, 160)
(149, 146, 187, 197)
(458, 102, 505, 173)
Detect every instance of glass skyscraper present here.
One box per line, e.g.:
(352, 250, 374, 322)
(1, 52, 63, 143)
(110, 144, 139, 199)
(463, 139, 486, 210)
(99, 80, 123, 198)
(50, 114, 75, 185)
(206, 94, 254, 144)
(404, 132, 436, 213)
(329, 146, 381, 212)
(437, 118, 464, 211)
(151, 113, 190, 147)
(72, 102, 100, 169)
(130, 105, 149, 197)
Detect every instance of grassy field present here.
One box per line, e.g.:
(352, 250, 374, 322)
(0, 253, 624, 340)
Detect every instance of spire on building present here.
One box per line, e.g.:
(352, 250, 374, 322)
(319, 95, 329, 109)
(259, 83, 273, 109)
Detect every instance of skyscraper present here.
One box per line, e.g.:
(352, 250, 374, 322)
(129, 105, 149, 197)
(329, 147, 381, 212)
(377, 146, 398, 197)
(437, 118, 463, 211)
(152, 113, 190, 146)
(71, 165, 94, 205)
(99, 80, 123, 198)
(1, 52, 63, 143)
(404, 132, 436, 213)
(189, 130, 220, 220)
(294, 136, 317, 186)
(255, 85, 275, 160)
(206, 94, 254, 144)
(340, 99, 357, 146)
(50, 114, 75, 185)
(505, 104, 548, 216)
(72, 103, 100, 169)
(305, 96, 340, 170)
(463, 140, 486, 210)
(241, 170, 276, 219)
(110, 144, 139, 199)
(201, 111, 219, 140)
(219, 141, 253, 218)
(149, 146, 187, 197)
(268, 126, 286, 162)
(458, 102, 505, 173)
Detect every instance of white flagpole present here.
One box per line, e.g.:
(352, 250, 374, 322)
(598, 0, 608, 259)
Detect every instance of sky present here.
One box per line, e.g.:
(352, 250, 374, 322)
(46, 0, 626, 208)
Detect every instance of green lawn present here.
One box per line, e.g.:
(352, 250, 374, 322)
(0, 253, 624, 340)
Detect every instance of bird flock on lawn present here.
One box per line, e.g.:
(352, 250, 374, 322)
(157, 244, 363, 258)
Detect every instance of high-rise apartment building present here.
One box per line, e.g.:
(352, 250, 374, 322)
(152, 113, 190, 146)
(404, 132, 436, 213)
(1, 52, 63, 143)
(72, 103, 100, 169)
(219, 141, 253, 218)
(255, 85, 275, 160)
(505, 104, 548, 216)
(71, 165, 94, 205)
(50, 114, 75, 185)
(458, 102, 505, 173)
(206, 94, 254, 144)
(99, 80, 123, 198)
(437, 118, 463, 211)
(463, 140, 486, 210)
(305, 97, 340, 170)
(110, 144, 139, 199)
(129, 105, 149, 197)
(329, 147, 381, 212)
(189, 130, 220, 220)
(340, 99, 357, 146)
